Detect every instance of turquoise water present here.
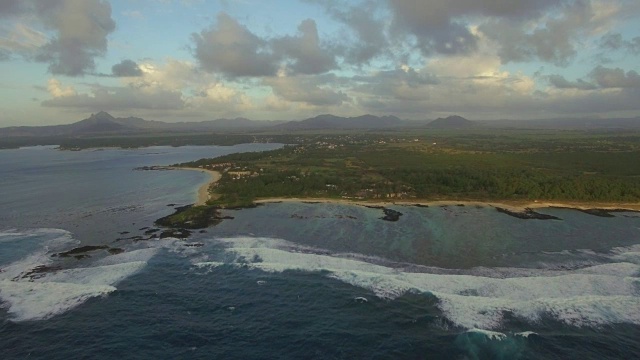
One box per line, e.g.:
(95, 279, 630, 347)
(1, 146, 639, 359)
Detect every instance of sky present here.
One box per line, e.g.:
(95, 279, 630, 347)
(0, 0, 639, 126)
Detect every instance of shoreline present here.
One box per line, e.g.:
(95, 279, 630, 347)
(167, 167, 221, 206)
(253, 197, 640, 212)
(148, 165, 640, 212)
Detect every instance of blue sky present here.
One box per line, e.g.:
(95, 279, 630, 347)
(1, 0, 639, 126)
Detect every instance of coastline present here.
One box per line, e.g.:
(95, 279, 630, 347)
(153, 165, 640, 212)
(253, 197, 640, 212)
(168, 167, 221, 206)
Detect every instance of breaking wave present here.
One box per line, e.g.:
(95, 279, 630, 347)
(197, 236, 640, 331)
(0, 229, 158, 322)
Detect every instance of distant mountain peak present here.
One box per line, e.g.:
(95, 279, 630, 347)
(91, 111, 115, 119)
(428, 115, 475, 128)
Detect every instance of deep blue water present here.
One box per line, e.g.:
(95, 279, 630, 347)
(1, 145, 639, 359)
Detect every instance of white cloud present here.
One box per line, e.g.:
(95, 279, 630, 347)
(41, 58, 256, 117)
(46, 78, 76, 97)
(14, 0, 640, 123)
(265, 74, 349, 107)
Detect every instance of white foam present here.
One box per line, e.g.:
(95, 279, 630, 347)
(466, 328, 507, 341)
(0, 231, 25, 239)
(0, 230, 78, 281)
(0, 280, 115, 321)
(194, 261, 225, 268)
(515, 331, 537, 338)
(0, 257, 150, 321)
(211, 236, 640, 330)
(0, 231, 157, 322)
(611, 244, 640, 262)
(33, 262, 148, 286)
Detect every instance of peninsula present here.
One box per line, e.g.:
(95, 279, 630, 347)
(156, 128, 640, 228)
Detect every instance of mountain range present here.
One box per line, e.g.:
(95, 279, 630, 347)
(2, 111, 640, 138)
(0, 112, 475, 137)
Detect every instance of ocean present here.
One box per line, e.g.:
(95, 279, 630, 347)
(0, 145, 639, 359)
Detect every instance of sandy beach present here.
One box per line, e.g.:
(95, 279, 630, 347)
(159, 166, 640, 212)
(168, 167, 221, 206)
(253, 197, 640, 212)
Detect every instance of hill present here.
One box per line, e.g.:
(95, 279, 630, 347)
(0, 111, 141, 137)
(426, 115, 475, 129)
(4, 112, 640, 138)
(0, 112, 281, 137)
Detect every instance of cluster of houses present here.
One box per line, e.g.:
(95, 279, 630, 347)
(197, 163, 261, 180)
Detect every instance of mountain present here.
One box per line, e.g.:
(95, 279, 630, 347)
(69, 111, 138, 134)
(276, 114, 403, 130)
(0, 112, 282, 137)
(0, 111, 141, 137)
(3, 112, 640, 138)
(426, 115, 475, 129)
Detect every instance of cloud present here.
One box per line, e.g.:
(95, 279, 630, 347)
(42, 84, 185, 110)
(13, 0, 640, 123)
(47, 78, 77, 97)
(0, 49, 10, 61)
(111, 59, 143, 77)
(303, 0, 389, 65)
(548, 75, 597, 90)
(600, 33, 640, 54)
(264, 95, 292, 112)
(479, 1, 603, 66)
(387, 0, 567, 57)
(189, 83, 254, 114)
(0, 0, 116, 76)
(134, 59, 208, 90)
(40, 58, 255, 117)
(0, 23, 48, 58)
(265, 74, 349, 106)
(191, 12, 278, 77)
(34, 0, 115, 76)
(349, 45, 545, 118)
(600, 32, 624, 50)
(0, 0, 25, 17)
(538, 87, 640, 115)
(548, 66, 640, 90)
(630, 37, 640, 54)
(388, 0, 477, 55)
(272, 19, 337, 74)
(352, 66, 439, 101)
(308, 0, 619, 67)
(41, 62, 189, 111)
(192, 13, 338, 77)
(590, 66, 640, 88)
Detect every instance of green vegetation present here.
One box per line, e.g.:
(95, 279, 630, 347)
(155, 205, 227, 229)
(176, 130, 640, 207)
